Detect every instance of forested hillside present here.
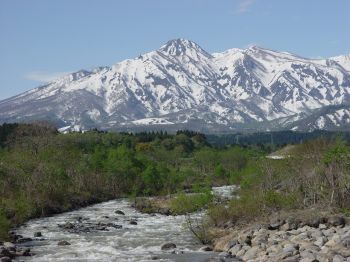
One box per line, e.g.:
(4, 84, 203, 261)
(0, 123, 263, 239)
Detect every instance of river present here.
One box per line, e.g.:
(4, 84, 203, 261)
(14, 186, 238, 262)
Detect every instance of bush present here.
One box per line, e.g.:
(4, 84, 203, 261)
(0, 212, 10, 240)
(263, 190, 299, 210)
(170, 191, 213, 215)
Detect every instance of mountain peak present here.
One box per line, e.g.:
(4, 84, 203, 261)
(1, 40, 350, 132)
(159, 38, 211, 58)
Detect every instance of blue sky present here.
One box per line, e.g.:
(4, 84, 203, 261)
(1, 0, 349, 99)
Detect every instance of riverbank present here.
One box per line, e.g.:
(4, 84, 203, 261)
(130, 189, 350, 261)
(212, 213, 350, 261)
(134, 186, 238, 216)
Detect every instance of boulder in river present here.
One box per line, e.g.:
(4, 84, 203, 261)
(129, 221, 138, 225)
(63, 222, 75, 229)
(161, 243, 176, 250)
(0, 247, 13, 259)
(2, 243, 15, 250)
(34, 232, 42, 237)
(199, 246, 213, 251)
(57, 240, 71, 246)
(20, 248, 31, 256)
(158, 208, 171, 216)
(16, 237, 32, 244)
(115, 210, 125, 215)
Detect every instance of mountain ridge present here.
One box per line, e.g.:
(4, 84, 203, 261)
(1, 39, 350, 133)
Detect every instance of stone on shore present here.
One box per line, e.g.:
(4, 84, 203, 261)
(213, 214, 350, 262)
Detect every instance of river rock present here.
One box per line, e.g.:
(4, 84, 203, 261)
(242, 246, 260, 261)
(314, 236, 327, 247)
(300, 250, 316, 260)
(63, 222, 74, 229)
(281, 222, 298, 231)
(310, 228, 323, 238)
(115, 210, 125, 215)
(199, 246, 213, 251)
(34, 232, 42, 237)
(2, 243, 14, 250)
(268, 222, 281, 230)
(0, 248, 13, 259)
(20, 248, 31, 256)
(235, 248, 246, 257)
(299, 258, 317, 262)
(16, 237, 32, 243)
(284, 243, 299, 252)
(341, 235, 350, 247)
(326, 234, 342, 247)
(283, 255, 302, 262)
(266, 244, 282, 254)
(228, 243, 241, 255)
(252, 234, 268, 246)
(57, 240, 71, 246)
(333, 254, 345, 262)
(158, 208, 171, 216)
(96, 225, 108, 231)
(319, 223, 327, 229)
(0, 257, 12, 262)
(277, 249, 295, 260)
(237, 231, 252, 245)
(129, 221, 138, 225)
(226, 240, 238, 249)
(161, 243, 176, 250)
(333, 243, 350, 257)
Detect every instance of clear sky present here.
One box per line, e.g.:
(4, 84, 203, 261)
(1, 0, 349, 100)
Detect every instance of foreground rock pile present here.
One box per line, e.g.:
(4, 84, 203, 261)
(0, 239, 32, 262)
(214, 215, 350, 262)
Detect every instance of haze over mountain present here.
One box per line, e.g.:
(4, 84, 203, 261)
(1, 39, 350, 133)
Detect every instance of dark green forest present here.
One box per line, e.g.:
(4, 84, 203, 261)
(207, 130, 350, 147)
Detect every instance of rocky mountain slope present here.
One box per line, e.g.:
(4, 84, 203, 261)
(1, 39, 349, 132)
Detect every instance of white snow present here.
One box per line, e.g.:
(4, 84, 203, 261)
(2, 39, 350, 131)
(132, 117, 174, 125)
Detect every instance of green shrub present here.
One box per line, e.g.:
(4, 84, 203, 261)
(207, 204, 230, 226)
(0, 212, 10, 240)
(263, 190, 299, 210)
(170, 191, 213, 215)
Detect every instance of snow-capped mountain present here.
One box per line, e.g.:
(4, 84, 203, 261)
(1, 39, 349, 132)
